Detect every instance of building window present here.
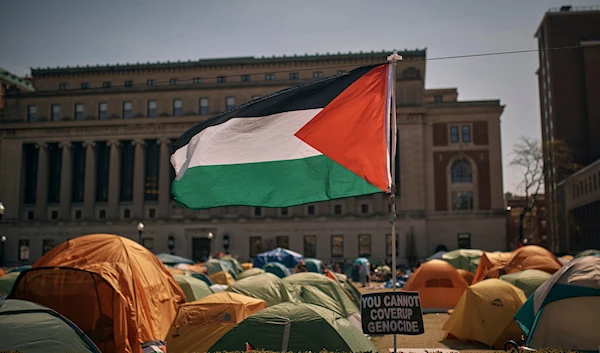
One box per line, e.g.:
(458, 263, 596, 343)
(276, 236, 289, 249)
(27, 105, 37, 122)
(289, 72, 299, 80)
(173, 99, 183, 116)
(265, 73, 275, 81)
(95, 142, 109, 202)
(241, 75, 250, 82)
(403, 67, 420, 79)
(42, 239, 54, 254)
(18, 240, 30, 261)
(81, 82, 89, 89)
(144, 140, 160, 201)
(22, 144, 38, 204)
(27, 211, 34, 221)
(98, 102, 108, 119)
(47, 143, 61, 203)
(451, 160, 473, 183)
(386, 234, 398, 257)
(99, 209, 106, 219)
(304, 235, 317, 258)
(280, 207, 289, 217)
(142, 238, 154, 250)
(59, 83, 67, 90)
(457, 233, 471, 249)
(147, 100, 157, 117)
(360, 204, 370, 214)
(123, 208, 131, 219)
(452, 191, 474, 211)
(331, 235, 343, 257)
(462, 125, 471, 143)
(193, 77, 202, 84)
(358, 234, 371, 257)
(434, 95, 443, 103)
(75, 210, 82, 219)
(450, 159, 474, 211)
(147, 79, 155, 87)
(253, 207, 262, 217)
(74, 103, 84, 120)
(102, 81, 111, 88)
(313, 71, 323, 79)
(124, 80, 133, 87)
(199, 98, 209, 115)
(148, 208, 156, 219)
(249, 236, 262, 257)
(333, 204, 342, 215)
(226, 96, 235, 110)
(169, 78, 178, 86)
(51, 104, 61, 121)
(450, 126, 459, 143)
(120, 141, 134, 201)
(307, 205, 316, 216)
(337, 70, 347, 75)
(71, 142, 86, 203)
(50, 210, 58, 220)
(217, 76, 226, 83)
(123, 101, 133, 119)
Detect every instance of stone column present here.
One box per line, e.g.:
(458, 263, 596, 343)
(107, 140, 121, 220)
(35, 143, 48, 220)
(83, 141, 96, 220)
(58, 141, 72, 220)
(158, 139, 172, 219)
(132, 139, 146, 219)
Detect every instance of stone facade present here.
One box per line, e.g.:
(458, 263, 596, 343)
(0, 49, 506, 267)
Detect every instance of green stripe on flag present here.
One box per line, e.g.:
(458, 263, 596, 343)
(172, 155, 382, 209)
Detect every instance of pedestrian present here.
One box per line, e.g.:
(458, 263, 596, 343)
(359, 262, 370, 287)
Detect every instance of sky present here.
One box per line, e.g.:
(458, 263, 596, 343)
(1, 0, 597, 194)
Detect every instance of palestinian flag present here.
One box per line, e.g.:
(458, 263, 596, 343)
(171, 63, 394, 209)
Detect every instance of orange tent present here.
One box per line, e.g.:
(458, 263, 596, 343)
(9, 234, 185, 353)
(457, 269, 474, 285)
(241, 262, 253, 270)
(504, 245, 562, 274)
(473, 251, 513, 284)
(402, 260, 468, 311)
(0, 269, 5, 277)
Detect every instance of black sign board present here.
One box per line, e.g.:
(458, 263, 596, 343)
(361, 291, 424, 335)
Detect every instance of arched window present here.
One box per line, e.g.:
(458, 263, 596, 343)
(450, 159, 474, 211)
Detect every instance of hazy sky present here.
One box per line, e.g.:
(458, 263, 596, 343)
(1, 0, 597, 193)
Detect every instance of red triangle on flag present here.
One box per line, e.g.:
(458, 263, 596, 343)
(295, 64, 390, 192)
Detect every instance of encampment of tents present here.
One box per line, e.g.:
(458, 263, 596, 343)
(500, 269, 551, 298)
(237, 268, 265, 280)
(442, 249, 483, 272)
(253, 248, 304, 269)
(264, 262, 291, 278)
(156, 253, 194, 266)
(402, 259, 468, 312)
(226, 273, 300, 306)
(166, 292, 267, 353)
(0, 299, 102, 353)
(9, 233, 185, 353)
(515, 256, 600, 351)
(504, 245, 562, 275)
(173, 274, 213, 302)
(208, 302, 377, 353)
(472, 251, 513, 283)
(443, 278, 527, 349)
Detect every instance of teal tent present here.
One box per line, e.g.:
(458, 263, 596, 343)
(156, 253, 194, 265)
(574, 249, 600, 258)
(204, 259, 237, 279)
(304, 258, 323, 273)
(264, 262, 291, 278)
(238, 268, 265, 280)
(0, 272, 19, 298)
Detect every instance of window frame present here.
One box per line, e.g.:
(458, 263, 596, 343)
(98, 102, 108, 119)
(147, 79, 155, 87)
(304, 235, 317, 258)
(307, 205, 316, 216)
(124, 80, 133, 87)
(51, 104, 61, 121)
(27, 105, 37, 122)
(18, 239, 30, 261)
(102, 81, 111, 88)
(333, 204, 342, 215)
(449, 125, 459, 143)
(249, 236, 262, 257)
(199, 98, 209, 115)
(59, 83, 68, 90)
(81, 82, 89, 89)
(147, 100, 157, 117)
(241, 75, 250, 82)
(122, 101, 133, 119)
(265, 73, 275, 81)
(358, 234, 371, 257)
(193, 77, 202, 84)
(42, 239, 54, 255)
(74, 103, 84, 120)
(331, 235, 344, 258)
(173, 99, 183, 116)
(217, 76, 226, 83)
(225, 96, 236, 110)
(289, 72, 299, 80)
(169, 78, 178, 86)
(461, 125, 471, 143)
(276, 235, 289, 249)
(313, 71, 323, 79)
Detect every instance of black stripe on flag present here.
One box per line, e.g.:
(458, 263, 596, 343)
(171, 63, 386, 154)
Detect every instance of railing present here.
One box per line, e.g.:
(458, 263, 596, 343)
(548, 5, 600, 13)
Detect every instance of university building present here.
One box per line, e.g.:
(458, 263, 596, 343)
(0, 49, 506, 266)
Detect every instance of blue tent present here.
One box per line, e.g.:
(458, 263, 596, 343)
(353, 257, 369, 266)
(426, 250, 447, 261)
(156, 253, 194, 265)
(253, 248, 303, 269)
(304, 258, 323, 273)
(264, 262, 291, 278)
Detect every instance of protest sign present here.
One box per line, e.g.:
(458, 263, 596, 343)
(361, 291, 424, 335)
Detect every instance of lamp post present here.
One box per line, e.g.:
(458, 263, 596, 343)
(223, 234, 230, 253)
(0, 202, 5, 267)
(168, 235, 175, 254)
(137, 222, 144, 244)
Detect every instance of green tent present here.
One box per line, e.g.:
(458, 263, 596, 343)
(0, 272, 19, 298)
(208, 302, 377, 353)
(575, 249, 600, 258)
(0, 299, 101, 353)
(237, 268, 265, 280)
(304, 258, 323, 273)
(173, 274, 213, 302)
(222, 256, 244, 274)
(500, 269, 552, 298)
(333, 272, 362, 308)
(264, 262, 291, 278)
(226, 273, 300, 306)
(469, 257, 481, 274)
(442, 249, 483, 272)
(204, 259, 237, 279)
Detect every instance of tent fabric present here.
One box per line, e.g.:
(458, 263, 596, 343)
(166, 266, 186, 275)
(208, 302, 377, 353)
(457, 269, 474, 285)
(226, 273, 300, 306)
(204, 259, 237, 279)
(284, 272, 359, 318)
(443, 279, 527, 348)
(0, 272, 19, 298)
(442, 249, 483, 272)
(174, 263, 208, 274)
(209, 271, 235, 285)
(500, 269, 551, 298)
(304, 258, 324, 273)
(0, 269, 4, 277)
(426, 250, 447, 261)
(241, 262, 253, 270)
(210, 284, 228, 293)
(559, 254, 574, 263)
(472, 251, 513, 283)
(166, 292, 267, 353)
(402, 259, 468, 312)
(514, 256, 600, 350)
(221, 256, 244, 274)
(0, 299, 102, 353)
(332, 272, 361, 308)
(189, 272, 214, 286)
(9, 234, 185, 353)
(253, 247, 304, 269)
(173, 274, 213, 302)
(574, 249, 600, 258)
(155, 253, 194, 265)
(504, 245, 562, 275)
(264, 262, 291, 278)
(238, 268, 265, 280)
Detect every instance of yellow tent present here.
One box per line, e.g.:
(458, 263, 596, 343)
(472, 251, 513, 283)
(166, 292, 266, 353)
(443, 278, 526, 349)
(241, 262, 253, 270)
(209, 271, 235, 285)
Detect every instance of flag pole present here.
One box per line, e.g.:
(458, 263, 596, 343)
(387, 50, 402, 353)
